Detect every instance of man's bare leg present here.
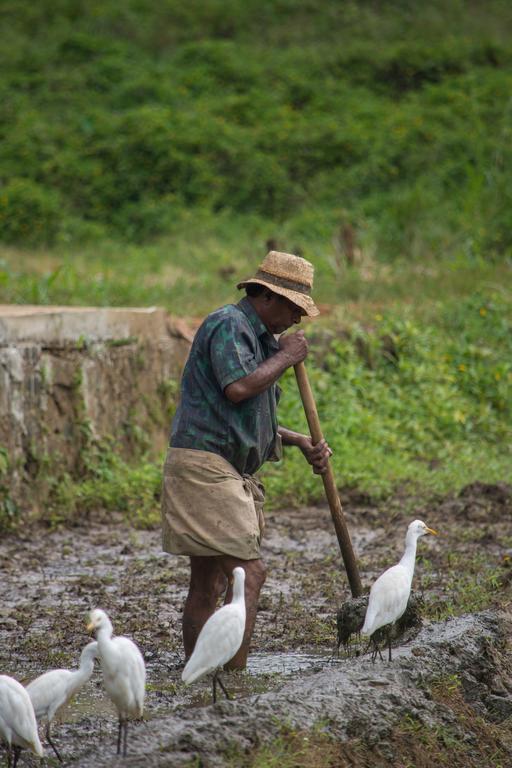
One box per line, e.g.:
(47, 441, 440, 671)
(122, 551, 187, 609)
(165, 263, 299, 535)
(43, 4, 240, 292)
(219, 555, 267, 670)
(183, 556, 227, 659)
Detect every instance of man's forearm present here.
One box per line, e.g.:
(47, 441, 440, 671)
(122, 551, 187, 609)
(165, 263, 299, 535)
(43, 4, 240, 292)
(224, 351, 294, 403)
(278, 427, 332, 475)
(278, 426, 307, 449)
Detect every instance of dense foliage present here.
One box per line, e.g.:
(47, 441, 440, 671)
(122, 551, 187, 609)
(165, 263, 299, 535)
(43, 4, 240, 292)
(1, 0, 512, 263)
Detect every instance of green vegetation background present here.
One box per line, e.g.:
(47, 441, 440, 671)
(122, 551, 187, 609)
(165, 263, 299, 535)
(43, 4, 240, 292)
(0, 0, 510, 522)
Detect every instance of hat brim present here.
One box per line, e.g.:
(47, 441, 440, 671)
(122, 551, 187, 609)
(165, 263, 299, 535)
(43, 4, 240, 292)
(237, 278, 320, 317)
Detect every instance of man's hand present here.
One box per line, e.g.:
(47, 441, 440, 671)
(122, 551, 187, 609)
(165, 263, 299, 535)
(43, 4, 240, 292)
(299, 437, 332, 475)
(279, 330, 308, 365)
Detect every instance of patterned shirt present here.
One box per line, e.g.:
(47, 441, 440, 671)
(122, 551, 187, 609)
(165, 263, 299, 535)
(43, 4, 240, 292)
(170, 297, 282, 476)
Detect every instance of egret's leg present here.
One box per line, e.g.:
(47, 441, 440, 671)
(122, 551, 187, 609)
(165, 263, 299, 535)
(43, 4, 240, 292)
(122, 720, 128, 757)
(12, 746, 21, 768)
(370, 637, 384, 663)
(370, 636, 378, 663)
(363, 637, 373, 658)
(117, 717, 123, 755)
(46, 721, 63, 763)
(212, 674, 217, 704)
(387, 627, 393, 662)
(7, 746, 12, 768)
(216, 674, 231, 701)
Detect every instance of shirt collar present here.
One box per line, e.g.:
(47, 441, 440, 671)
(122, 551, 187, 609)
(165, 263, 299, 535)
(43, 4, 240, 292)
(237, 297, 279, 350)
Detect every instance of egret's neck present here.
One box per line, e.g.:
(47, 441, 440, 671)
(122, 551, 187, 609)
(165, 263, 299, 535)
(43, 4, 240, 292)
(399, 531, 418, 576)
(80, 645, 97, 673)
(232, 575, 245, 604)
(74, 646, 97, 686)
(96, 618, 114, 647)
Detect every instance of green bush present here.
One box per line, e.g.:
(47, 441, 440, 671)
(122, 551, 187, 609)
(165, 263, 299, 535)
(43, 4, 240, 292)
(0, 178, 62, 245)
(1, 1, 512, 251)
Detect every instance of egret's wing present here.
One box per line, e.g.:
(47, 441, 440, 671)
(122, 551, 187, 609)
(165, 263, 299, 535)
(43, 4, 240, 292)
(182, 604, 246, 684)
(0, 677, 43, 755)
(102, 638, 145, 683)
(118, 637, 146, 695)
(101, 637, 145, 716)
(27, 669, 73, 719)
(362, 565, 411, 635)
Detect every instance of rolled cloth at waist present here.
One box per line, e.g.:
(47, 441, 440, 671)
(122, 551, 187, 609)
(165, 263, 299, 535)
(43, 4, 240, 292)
(161, 447, 265, 560)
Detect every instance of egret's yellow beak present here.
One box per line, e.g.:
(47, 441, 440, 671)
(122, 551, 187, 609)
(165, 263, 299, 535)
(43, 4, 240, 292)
(426, 527, 438, 536)
(86, 621, 95, 633)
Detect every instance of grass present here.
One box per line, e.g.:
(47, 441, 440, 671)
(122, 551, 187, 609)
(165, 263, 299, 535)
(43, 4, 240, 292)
(222, 699, 512, 767)
(263, 286, 512, 504)
(224, 724, 346, 768)
(0, 214, 511, 317)
(422, 551, 510, 621)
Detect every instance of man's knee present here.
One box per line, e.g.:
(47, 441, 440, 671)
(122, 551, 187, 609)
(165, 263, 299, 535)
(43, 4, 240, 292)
(189, 557, 225, 598)
(244, 559, 267, 591)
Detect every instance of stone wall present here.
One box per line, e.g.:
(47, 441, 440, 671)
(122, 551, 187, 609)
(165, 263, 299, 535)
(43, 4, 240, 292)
(0, 306, 194, 517)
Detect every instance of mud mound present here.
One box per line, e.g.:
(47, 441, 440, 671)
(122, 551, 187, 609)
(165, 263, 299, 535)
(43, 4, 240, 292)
(336, 590, 424, 650)
(77, 611, 512, 767)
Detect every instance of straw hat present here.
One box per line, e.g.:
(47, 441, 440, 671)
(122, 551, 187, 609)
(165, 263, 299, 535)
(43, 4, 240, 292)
(237, 251, 320, 317)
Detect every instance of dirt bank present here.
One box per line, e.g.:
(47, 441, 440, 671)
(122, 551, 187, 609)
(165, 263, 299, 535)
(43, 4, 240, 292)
(79, 611, 512, 767)
(0, 484, 511, 765)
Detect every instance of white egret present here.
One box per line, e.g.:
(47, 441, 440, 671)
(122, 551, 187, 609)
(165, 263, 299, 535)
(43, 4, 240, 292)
(0, 674, 44, 768)
(26, 640, 98, 763)
(182, 566, 246, 703)
(362, 519, 438, 661)
(87, 609, 145, 757)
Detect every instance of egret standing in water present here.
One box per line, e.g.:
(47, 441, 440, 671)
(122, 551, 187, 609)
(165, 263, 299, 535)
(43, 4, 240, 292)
(362, 519, 438, 661)
(0, 674, 44, 767)
(87, 609, 145, 757)
(182, 566, 246, 703)
(27, 641, 98, 763)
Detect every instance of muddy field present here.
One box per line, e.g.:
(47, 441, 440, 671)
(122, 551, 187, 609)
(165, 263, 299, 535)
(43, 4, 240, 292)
(1, 483, 511, 766)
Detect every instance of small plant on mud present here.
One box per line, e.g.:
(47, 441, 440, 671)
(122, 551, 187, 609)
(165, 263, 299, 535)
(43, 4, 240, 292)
(225, 723, 344, 768)
(424, 551, 509, 621)
(0, 446, 20, 531)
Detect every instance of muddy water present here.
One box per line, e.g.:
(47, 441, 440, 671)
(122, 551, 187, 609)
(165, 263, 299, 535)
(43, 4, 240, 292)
(1, 487, 511, 765)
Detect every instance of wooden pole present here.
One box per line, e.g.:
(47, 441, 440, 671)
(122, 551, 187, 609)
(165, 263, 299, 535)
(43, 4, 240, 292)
(294, 361, 363, 597)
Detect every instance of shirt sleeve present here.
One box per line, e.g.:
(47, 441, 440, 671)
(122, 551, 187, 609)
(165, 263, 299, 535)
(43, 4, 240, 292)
(210, 312, 259, 391)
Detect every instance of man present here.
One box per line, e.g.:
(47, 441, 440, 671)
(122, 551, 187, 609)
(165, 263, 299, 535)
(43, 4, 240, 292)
(161, 251, 331, 669)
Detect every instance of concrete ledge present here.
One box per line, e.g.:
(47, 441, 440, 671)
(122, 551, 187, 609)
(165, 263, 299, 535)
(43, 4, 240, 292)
(0, 305, 174, 345)
(0, 305, 194, 518)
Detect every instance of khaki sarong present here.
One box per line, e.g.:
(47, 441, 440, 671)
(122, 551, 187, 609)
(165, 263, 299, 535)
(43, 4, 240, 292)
(161, 447, 265, 560)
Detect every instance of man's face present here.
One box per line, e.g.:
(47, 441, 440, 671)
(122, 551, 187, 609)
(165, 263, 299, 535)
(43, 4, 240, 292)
(265, 293, 305, 335)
